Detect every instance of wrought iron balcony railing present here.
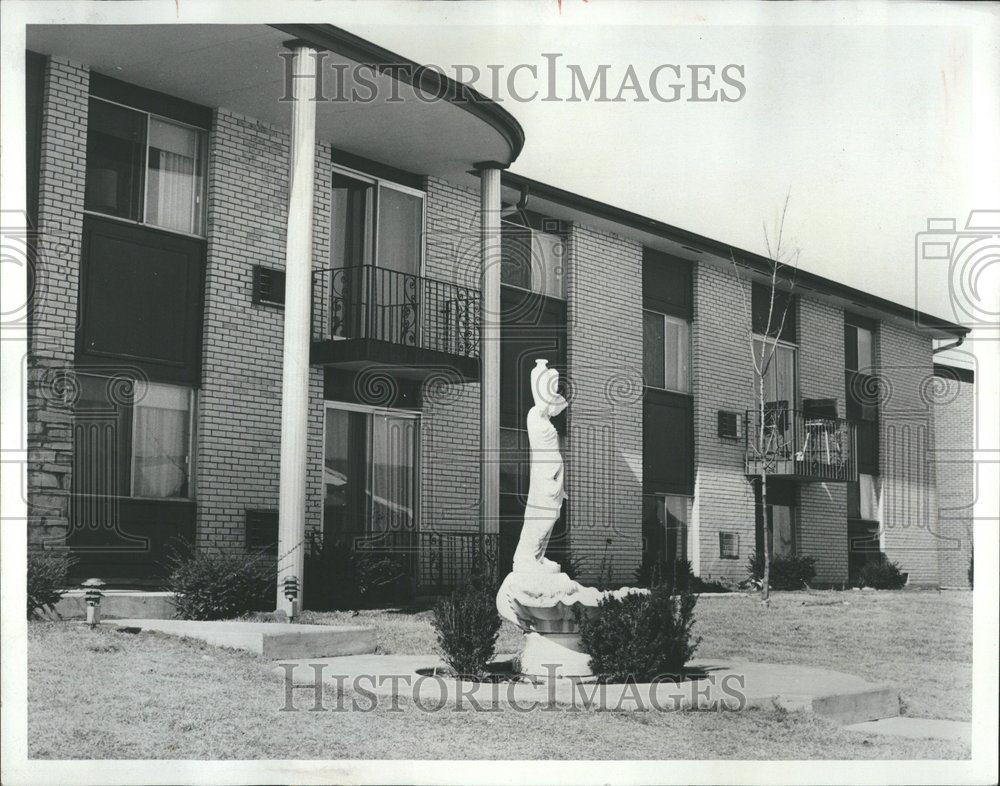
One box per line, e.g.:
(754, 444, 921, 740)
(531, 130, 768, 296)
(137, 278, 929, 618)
(745, 407, 857, 482)
(312, 265, 481, 359)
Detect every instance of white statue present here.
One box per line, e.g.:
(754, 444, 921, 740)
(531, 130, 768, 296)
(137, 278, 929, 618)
(511, 359, 567, 574)
(496, 359, 646, 678)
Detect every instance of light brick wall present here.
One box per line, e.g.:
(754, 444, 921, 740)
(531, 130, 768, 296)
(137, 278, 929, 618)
(27, 56, 89, 548)
(418, 177, 482, 532)
(934, 375, 974, 588)
(690, 263, 755, 580)
(196, 108, 329, 551)
(564, 224, 644, 584)
(878, 322, 940, 585)
(797, 296, 848, 584)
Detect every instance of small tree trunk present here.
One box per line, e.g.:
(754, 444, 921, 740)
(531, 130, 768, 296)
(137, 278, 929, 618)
(761, 471, 771, 603)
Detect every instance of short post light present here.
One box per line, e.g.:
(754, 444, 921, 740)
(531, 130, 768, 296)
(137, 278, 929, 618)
(82, 578, 105, 627)
(283, 575, 299, 619)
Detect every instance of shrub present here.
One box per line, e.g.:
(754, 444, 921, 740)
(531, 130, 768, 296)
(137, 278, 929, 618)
(27, 550, 75, 620)
(858, 555, 907, 590)
(578, 584, 700, 682)
(431, 572, 502, 678)
(747, 553, 817, 590)
(166, 548, 273, 620)
(304, 533, 410, 610)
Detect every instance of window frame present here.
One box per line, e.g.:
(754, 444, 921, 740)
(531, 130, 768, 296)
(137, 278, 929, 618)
(752, 332, 799, 410)
(330, 163, 426, 278)
(72, 372, 197, 501)
(499, 218, 567, 300)
(84, 95, 209, 240)
(322, 400, 421, 535)
(643, 309, 692, 394)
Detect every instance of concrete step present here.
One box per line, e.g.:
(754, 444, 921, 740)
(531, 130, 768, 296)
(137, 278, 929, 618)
(843, 716, 971, 743)
(53, 590, 175, 620)
(102, 618, 376, 659)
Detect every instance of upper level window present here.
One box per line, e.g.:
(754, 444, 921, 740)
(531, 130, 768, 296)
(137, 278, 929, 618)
(500, 221, 565, 299)
(330, 169, 424, 276)
(85, 98, 207, 236)
(845, 322, 876, 373)
(644, 310, 690, 392)
(753, 336, 797, 411)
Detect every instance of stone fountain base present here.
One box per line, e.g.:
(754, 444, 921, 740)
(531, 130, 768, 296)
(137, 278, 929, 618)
(497, 570, 647, 680)
(520, 631, 593, 678)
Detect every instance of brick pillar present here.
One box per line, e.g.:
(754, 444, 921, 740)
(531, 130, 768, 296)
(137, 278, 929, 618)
(27, 56, 89, 549)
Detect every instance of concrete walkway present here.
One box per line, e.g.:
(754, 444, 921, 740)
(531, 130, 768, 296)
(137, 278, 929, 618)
(844, 716, 971, 743)
(272, 654, 899, 723)
(103, 618, 376, 659)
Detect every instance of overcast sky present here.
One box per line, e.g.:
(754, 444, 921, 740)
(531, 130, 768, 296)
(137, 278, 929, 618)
(328, 1, 999, 327)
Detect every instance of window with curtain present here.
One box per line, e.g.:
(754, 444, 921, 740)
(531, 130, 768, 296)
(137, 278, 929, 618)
(753, 337, 797, 411)
(644, 310, 690, 392)
(146, 117, 205, 235)
(72, 374, 194, 500)
(84, 98, 207, 236)
(131, 383, 191, 498)
(377, 185, 423, 277)
(500, 222, 565, 299)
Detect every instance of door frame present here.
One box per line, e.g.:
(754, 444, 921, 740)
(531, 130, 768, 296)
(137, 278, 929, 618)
(322, 399, 421, 537)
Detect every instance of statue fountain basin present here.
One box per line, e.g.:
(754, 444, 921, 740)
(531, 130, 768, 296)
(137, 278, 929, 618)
(497, 570, 649, 678)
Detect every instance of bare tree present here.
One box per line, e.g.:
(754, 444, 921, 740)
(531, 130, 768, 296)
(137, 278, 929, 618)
(731, 193, 800, 604)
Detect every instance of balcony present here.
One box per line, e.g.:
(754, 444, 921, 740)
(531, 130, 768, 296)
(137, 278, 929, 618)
(745, 408, 857, 482)
(311, 265, 481, 381)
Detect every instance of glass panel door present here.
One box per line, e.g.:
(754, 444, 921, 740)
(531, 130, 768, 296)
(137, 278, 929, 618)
(330, 174, 372, 338)
(323, 408, 368, 535)
(369, 413, 418, 534)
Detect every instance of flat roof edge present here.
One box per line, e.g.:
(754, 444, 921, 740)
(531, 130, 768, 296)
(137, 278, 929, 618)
(271, 23, 525, 166)
(503, 172, 970, 339)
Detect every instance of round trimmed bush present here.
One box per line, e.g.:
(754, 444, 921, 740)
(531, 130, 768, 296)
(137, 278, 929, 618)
(578, 584, 700, 682)
(167, 549, 273, 620)
(747, 553, 817, 590)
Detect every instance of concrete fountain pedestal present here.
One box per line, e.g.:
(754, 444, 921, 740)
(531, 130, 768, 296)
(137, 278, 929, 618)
(497, 570, 646, 679)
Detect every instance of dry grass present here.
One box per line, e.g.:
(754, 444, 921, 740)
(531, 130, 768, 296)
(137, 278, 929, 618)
(26, 589, 972, 760)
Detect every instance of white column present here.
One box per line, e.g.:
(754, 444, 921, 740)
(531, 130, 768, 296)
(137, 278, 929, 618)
(478, 165, 503, 536)
(276, 43, 318, 615)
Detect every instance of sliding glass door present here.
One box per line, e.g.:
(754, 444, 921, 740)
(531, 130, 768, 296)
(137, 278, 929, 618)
(323, 404, 419, 538)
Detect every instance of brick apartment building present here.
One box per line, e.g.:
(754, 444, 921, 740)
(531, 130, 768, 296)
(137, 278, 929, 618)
(24, 23, 975, 601)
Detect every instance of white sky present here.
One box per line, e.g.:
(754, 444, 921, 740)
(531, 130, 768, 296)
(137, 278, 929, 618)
(327, 1, 999, 325)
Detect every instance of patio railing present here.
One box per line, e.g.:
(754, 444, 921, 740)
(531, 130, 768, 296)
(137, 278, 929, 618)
(745, 407, 857, 482)
(311, 264, 481, 359)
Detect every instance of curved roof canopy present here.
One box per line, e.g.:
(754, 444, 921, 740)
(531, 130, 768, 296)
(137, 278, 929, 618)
(27, 23, 524, 181)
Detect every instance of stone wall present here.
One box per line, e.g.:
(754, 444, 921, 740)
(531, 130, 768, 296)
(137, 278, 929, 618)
(27, 56, 89, 549)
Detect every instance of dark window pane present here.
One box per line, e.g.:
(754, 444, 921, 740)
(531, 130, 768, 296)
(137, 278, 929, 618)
(72, 374, 133, 500)
(85, 99, 146, 221)
(500, 224, 533, 290)
(752, 282, 797, 342)
(643, 311, 665, 388)
(331, 174, 371, 269)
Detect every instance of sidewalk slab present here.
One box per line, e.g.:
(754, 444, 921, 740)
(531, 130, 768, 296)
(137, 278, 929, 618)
(103, 618, 376, 659)
(271, 655, 899, 723)
(844, 716, 971, 742)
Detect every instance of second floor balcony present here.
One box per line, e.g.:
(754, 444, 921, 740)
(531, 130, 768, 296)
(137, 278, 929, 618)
(311, 264, 481, 381)
(745, 407, 858, 483)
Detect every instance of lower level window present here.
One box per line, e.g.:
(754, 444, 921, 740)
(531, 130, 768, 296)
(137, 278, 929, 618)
(73, 374, 194, 499)
(642, 494, 690, 565)
(323, 405, 418, 535)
